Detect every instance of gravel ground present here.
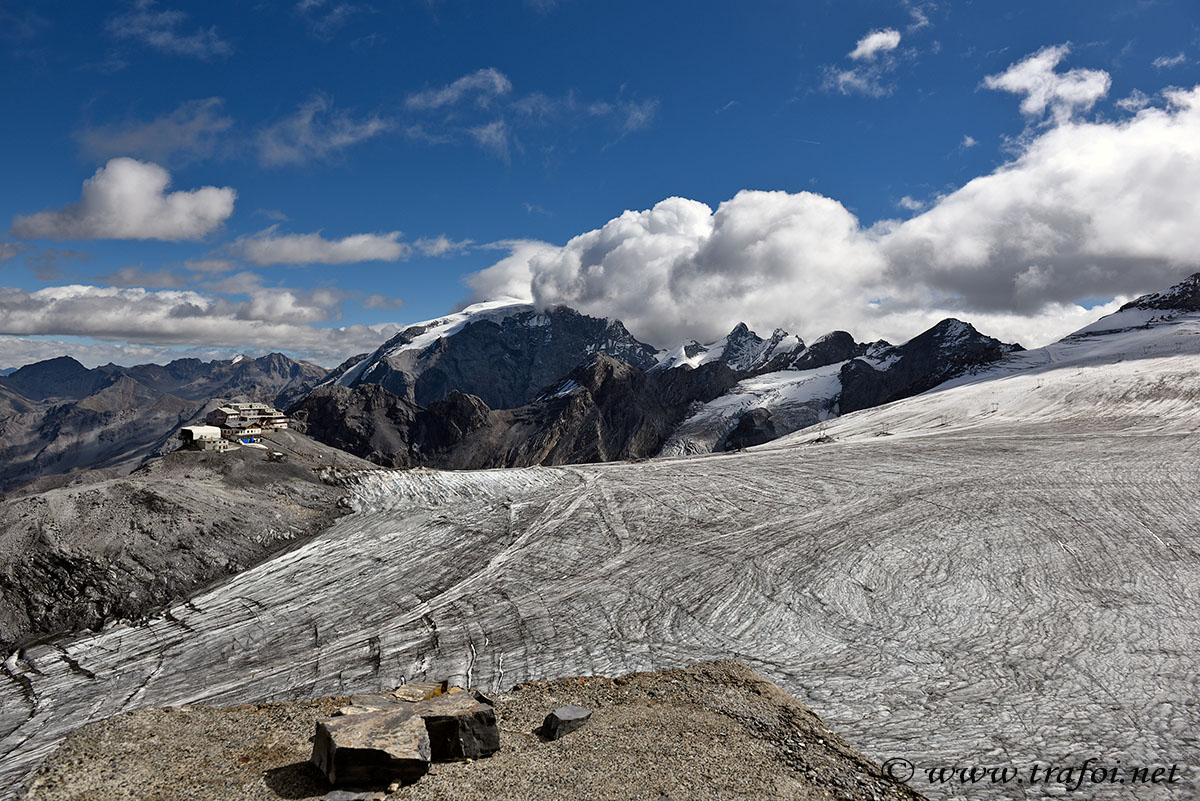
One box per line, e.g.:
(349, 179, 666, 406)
(18, 661, 924, 801)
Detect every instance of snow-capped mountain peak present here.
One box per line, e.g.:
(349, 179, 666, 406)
(1071, 271, 1200, 338)
(323, 299, 659, 410)
(653, 323, 803, 373)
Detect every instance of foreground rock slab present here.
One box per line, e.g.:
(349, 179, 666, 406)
(19, 661, 925, 801)
(541, 705, 591, 740)
(313, 689, 501, 786)
(312, 707, 431, 788)
(413, 693, 500, 761)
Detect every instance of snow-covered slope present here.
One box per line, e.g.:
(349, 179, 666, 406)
(5, 294, 1200, 799)
(329, 298, 535, 389)
(658, 362, 845, 455)
(779, 291, 1200, 446)
(1072, 271, 1200, 337)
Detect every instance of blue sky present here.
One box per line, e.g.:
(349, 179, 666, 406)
(1, 0, 1199, 367)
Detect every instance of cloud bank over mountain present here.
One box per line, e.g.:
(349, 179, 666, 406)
(471, 54, 1200, 348)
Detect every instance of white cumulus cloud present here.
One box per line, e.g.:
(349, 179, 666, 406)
(10, 158, 235, 241)
(824, 27, 909, 97)
(0, 284, 399, 367)
(982, 44, 1111, 123)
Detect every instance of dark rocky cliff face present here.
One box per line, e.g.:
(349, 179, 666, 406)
(838, 319, 1021, 415)
(438, 354, 741, 468)
(288, 384, 491, 468)
(757, 330, 870, 374)
(336, 306, 660, 410)
(291, 354, 741, 469)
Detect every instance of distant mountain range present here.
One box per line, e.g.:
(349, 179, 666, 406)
(0, 353, 326, 492)
(7, 274, 1200, 491)
(289, 299, 1022, 467)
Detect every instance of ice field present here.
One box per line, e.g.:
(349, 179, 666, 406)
(4, 313, 1200, 799)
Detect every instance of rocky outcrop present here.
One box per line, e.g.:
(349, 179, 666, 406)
(721, 408, 779, 451)
(287, 384, 428, 468)
(758, 330, 872, 373)
(654, 323, 803, 372)
(425, 354, 741, 468)
(838, 319, 1021, 414)
(0, 430, 373, 651)
(293, 354, 742, 469)
(287, 385, 491, 468)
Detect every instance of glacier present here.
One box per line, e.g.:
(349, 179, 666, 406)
(3, 311, 1200, 799)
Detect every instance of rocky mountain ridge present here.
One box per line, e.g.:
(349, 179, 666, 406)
(0, 353, 328, 493)
(292, 313, 1019, 466)
(652, 323, 803, 372)
(322, 299, 660, 410)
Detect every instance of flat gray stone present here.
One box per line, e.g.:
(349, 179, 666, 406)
(542, 704, 591, 740)
(323, 791, 375, 801)
(347, 692, 405, 711)
(413, 692, 501, 761)
(311, 706, 431, 788)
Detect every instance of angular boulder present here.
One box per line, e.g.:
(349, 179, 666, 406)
(413, 692, 501, 760)
(541, 704, 591, 740)
(311, 706, 431, 788)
